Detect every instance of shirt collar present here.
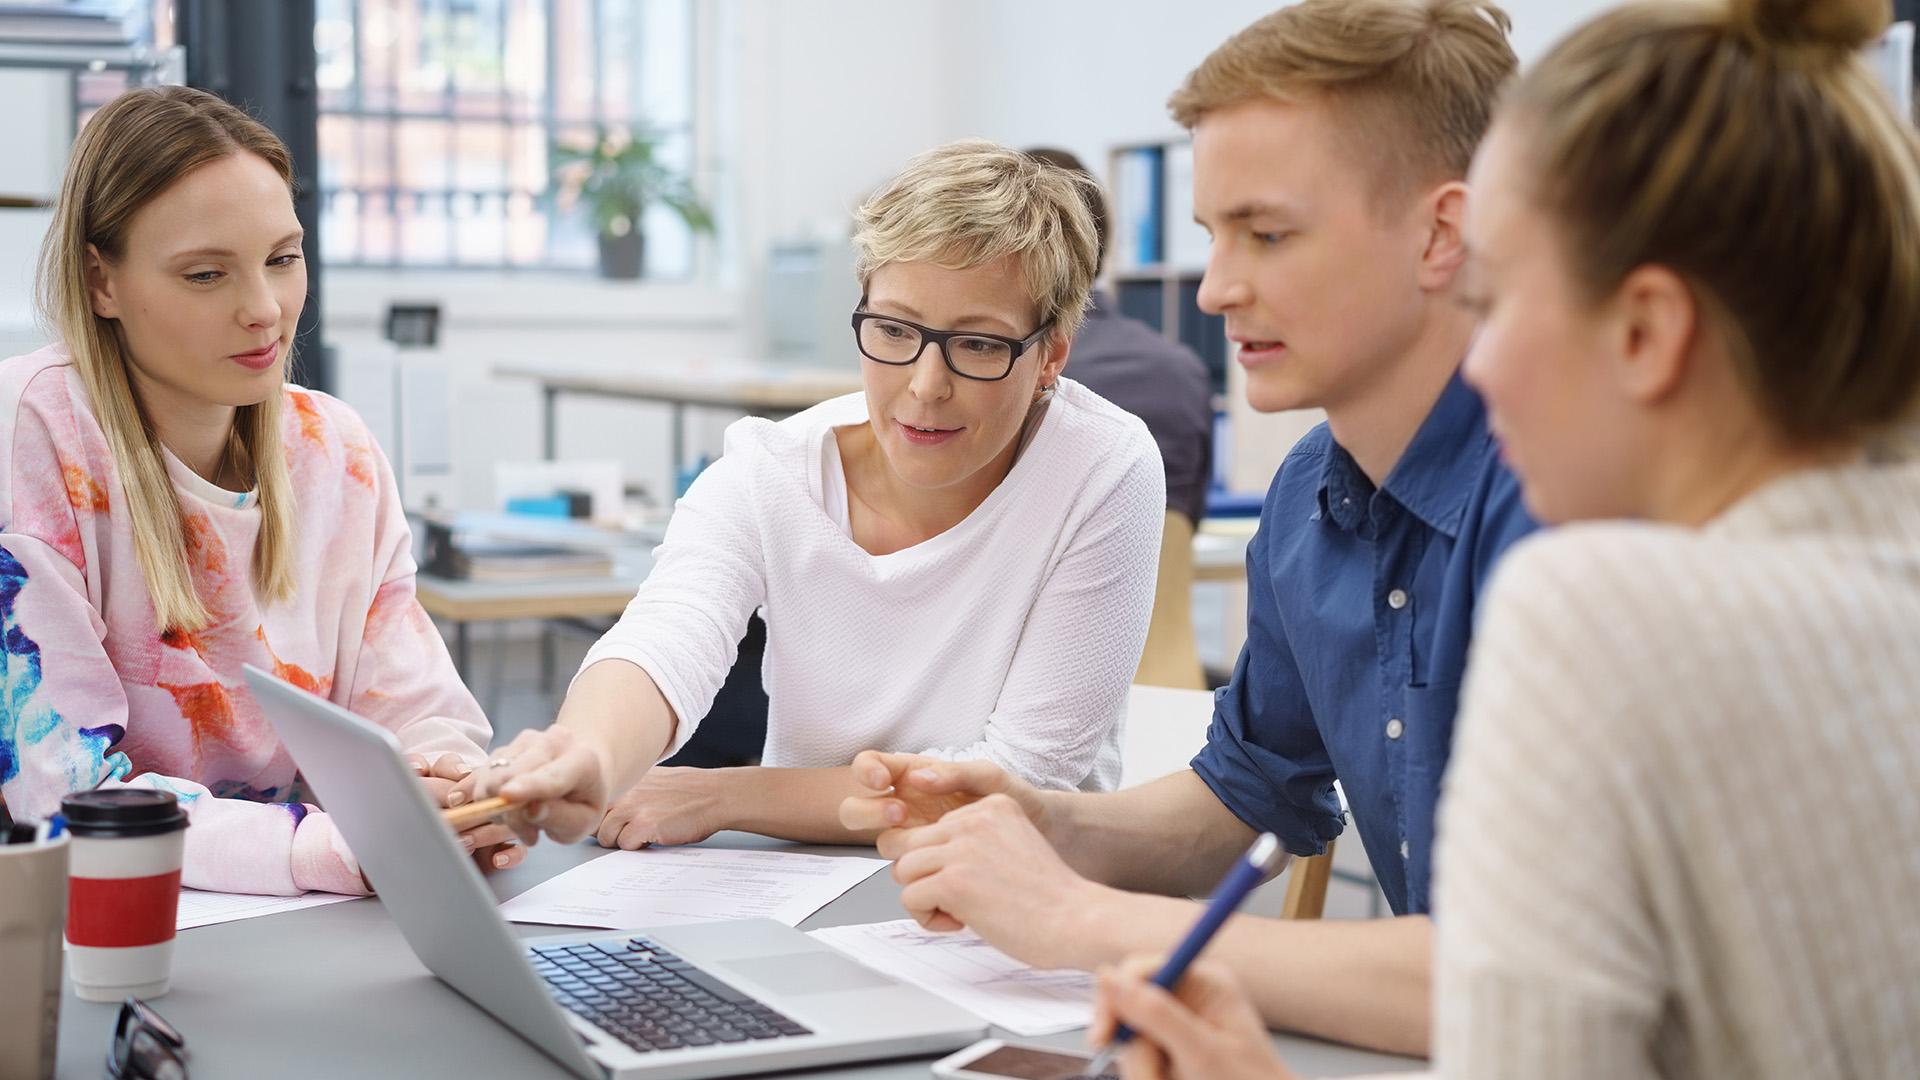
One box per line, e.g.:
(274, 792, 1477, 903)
(1316, 370, 1494, 538)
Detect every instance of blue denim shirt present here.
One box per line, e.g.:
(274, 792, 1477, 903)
(1191, 374, 1536, 915)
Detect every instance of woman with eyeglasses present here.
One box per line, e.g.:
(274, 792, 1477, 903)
(465, 140, 1164, 852)
(1084, 0, 1920, 1077)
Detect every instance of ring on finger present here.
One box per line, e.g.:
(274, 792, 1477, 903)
(488, 756, 514, 769)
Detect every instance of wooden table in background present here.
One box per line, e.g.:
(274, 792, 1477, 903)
(414, 572, 643, 712)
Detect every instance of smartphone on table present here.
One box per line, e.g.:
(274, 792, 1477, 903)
(931, 1039, 1117, 1080)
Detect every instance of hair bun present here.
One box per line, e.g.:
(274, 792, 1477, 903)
(1730, 0, 1890, 50)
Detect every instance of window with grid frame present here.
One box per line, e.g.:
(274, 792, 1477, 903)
(315, 0, 702, 275)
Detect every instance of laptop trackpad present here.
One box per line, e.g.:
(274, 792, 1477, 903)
(722, 953, 895, 996)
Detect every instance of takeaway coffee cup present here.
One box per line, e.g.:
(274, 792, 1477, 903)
(60, 790, 189, 1002)
(0, 824, 69, 1080)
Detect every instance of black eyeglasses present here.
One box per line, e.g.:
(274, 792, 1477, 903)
(107, 997, 187, 1080)
(850, 303, 1052, 382)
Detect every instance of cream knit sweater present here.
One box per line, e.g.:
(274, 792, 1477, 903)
(1436, 438, 1920, 1079)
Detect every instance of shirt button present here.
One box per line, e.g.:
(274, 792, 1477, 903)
(1387, 588, 1409, 610)
(1400, 840, 1410, 860)
(1385, 717, 1404, 740)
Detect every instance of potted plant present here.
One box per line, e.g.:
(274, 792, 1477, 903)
(552, 127, 714, 279)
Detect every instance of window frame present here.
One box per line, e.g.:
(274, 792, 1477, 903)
(314, 0, 711, 277)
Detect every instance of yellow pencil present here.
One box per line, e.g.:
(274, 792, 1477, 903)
(441, 795, 518, 832)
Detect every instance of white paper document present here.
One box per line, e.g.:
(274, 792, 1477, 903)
(808, 920, 1095, 1037)
(498, 847, 890, 930)
(176, 889, 360, 931)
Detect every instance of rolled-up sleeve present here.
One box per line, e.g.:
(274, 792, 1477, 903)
(1189, 508, 1344, 857)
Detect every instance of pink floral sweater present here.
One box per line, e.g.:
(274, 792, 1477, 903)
(0, 346, 490, 894)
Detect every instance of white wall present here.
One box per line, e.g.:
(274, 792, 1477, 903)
(943, 0, 1626, 161)
(733, 0, 964, 246)
(1503, 0, 1627, 62)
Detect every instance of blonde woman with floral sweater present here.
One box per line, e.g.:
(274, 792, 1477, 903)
(0, 86, 500, 896)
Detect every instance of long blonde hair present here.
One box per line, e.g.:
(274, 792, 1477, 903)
(36, 86, 299, 633)
(1502, 0, 1920, 443)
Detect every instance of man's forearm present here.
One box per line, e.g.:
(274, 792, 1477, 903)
(1065, 887, 1434, 1058)
(1041, 770, 1260, 895)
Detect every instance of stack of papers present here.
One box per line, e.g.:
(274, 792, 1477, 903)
(809, 920, 1096, 1037)
(175, 889, 360, 931)
(499, 847, 889, 929)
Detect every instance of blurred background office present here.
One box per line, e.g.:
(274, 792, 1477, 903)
(0, 0, 1912, 907)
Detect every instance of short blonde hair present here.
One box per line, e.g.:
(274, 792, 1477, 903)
(37, 86, 299, 633)
(1168, 0, 1516, 202)
(1505, 0, 1920, 444)
(853, 139, 1101, 338)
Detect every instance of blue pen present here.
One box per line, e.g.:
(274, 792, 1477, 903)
(1085, 832, 1286, 1078)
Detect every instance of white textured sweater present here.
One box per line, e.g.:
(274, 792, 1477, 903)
(1435, 438, 1920, 1079)
(581, 377, 1164, 791)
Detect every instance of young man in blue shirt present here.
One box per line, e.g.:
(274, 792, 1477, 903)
(840, 0, 1531, 1058)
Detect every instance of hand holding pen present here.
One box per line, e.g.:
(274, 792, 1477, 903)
(1085, 834, 1302, 1080)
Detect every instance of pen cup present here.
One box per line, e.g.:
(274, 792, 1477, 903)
(0, 827, 71, 1080)
(61, 790, 190, 1002)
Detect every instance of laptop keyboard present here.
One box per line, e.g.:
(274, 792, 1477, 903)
(530, 938, 814, 1054)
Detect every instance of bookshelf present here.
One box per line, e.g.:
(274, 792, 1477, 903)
(0, 2, 183, 187)
(1106, 139, 1325, 500)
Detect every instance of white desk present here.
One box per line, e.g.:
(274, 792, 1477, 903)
(411, 514, 656, 707)
(414, 570, 647, 677)
(498, 363, 864, 475)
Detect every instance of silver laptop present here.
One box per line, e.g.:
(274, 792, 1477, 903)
(244, 665, 985, 1080)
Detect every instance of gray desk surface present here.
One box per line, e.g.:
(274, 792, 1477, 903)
(55, 834, 1423, 1079)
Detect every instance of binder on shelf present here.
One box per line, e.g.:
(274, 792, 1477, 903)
(1163, 142, 1209, 272)
(1113, 146, 1165, 269)
(1210, 406, 1232, 493)
(1177, 277, 1228, 396)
